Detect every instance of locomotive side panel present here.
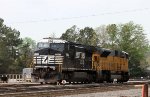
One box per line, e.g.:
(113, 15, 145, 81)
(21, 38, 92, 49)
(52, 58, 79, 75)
(63, 44, 93, 70)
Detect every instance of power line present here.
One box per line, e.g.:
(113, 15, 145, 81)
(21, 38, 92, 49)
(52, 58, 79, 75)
(9, 8, 150, 24)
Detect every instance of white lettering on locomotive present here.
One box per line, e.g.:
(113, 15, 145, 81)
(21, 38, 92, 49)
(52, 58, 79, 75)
(34, 55, 63, 65)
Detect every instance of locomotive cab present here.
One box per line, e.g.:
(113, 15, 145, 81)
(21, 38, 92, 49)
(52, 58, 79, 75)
(32, 39, 66, 84)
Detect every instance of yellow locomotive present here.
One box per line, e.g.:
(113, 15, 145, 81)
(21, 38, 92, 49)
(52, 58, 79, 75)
(92, 50, 129, 83)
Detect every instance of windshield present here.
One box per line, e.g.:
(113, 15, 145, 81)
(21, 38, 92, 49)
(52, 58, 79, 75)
(37, 42, 49, 49)
(50, 43, 64, 52)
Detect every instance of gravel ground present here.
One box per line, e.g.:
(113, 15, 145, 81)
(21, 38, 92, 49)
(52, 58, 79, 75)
(60, 88, 147, 97)
(0, 83, 148, 97)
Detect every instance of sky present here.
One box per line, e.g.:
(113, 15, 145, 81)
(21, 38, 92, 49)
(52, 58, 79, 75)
(0, 0, 150, 42)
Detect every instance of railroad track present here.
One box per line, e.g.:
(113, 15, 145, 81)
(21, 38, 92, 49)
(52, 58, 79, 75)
(0, 81, 149, 97)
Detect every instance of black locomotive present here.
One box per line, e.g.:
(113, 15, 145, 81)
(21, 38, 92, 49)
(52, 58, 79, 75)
(32, 38, 129, 84)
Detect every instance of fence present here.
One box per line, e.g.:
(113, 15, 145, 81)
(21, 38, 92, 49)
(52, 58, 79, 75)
(0, 74, 32, 83)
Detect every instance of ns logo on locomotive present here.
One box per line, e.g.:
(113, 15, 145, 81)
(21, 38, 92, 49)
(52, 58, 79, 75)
(32, 38, 129, 84)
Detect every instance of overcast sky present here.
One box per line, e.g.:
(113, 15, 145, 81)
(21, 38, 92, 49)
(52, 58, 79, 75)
(0, 0, 150, 42)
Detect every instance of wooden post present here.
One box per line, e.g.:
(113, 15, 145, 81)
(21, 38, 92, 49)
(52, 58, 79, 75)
(142, 84, 148, 97)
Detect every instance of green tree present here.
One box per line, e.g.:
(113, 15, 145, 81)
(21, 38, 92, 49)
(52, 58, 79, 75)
(96, 22, 149, 76)
(95, 25, 109, 47)
(77, 27, 98, 46)
(61, 26, 98, 46)
(0, 18, 22, 73)
(60, 25, 79, 42)
(0, 18, 36, 73)
(16, 37, 36, 71)
(106, 24, 118, 49)
(118, 22, 149, 76)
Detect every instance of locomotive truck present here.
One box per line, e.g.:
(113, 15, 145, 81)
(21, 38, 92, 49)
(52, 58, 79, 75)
(32, 38, 129, 84)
